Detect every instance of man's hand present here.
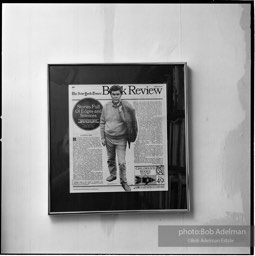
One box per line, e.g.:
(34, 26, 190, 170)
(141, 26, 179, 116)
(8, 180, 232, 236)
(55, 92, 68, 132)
(101, 139, 106, 146)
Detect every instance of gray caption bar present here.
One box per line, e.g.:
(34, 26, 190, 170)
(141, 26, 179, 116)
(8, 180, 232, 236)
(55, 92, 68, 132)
(158, 225, 253, 247)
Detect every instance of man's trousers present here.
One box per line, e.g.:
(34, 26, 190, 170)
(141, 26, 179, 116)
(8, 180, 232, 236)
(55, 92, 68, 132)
(105, 136, 127, 184)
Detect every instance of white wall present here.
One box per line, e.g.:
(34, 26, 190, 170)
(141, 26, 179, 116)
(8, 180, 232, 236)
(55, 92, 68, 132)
(2, 3, 251, 254)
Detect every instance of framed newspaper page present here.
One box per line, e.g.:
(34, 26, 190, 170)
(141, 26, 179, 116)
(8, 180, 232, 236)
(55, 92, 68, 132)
(48, 63, 189, 214)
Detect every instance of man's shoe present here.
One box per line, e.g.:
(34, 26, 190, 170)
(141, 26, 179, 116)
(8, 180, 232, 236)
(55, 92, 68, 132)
(106, 175, 116, 182)
(121, 182, 131, 192)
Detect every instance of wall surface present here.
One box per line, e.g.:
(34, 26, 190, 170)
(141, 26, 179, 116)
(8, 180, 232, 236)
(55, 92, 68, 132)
(2, 3, 251, 254)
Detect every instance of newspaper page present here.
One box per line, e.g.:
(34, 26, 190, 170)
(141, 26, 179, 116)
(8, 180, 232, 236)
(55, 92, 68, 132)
(69, 84, 168, 193)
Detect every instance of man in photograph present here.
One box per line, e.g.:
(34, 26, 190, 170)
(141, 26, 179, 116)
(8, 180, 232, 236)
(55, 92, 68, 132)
(100, 85, 138, 192)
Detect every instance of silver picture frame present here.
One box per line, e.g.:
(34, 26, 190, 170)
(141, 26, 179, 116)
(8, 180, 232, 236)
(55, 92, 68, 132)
(48, 63, 190, 215)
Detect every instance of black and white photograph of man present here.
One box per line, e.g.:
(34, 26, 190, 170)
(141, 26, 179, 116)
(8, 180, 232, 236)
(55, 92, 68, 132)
(100, 85, 138, 192)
